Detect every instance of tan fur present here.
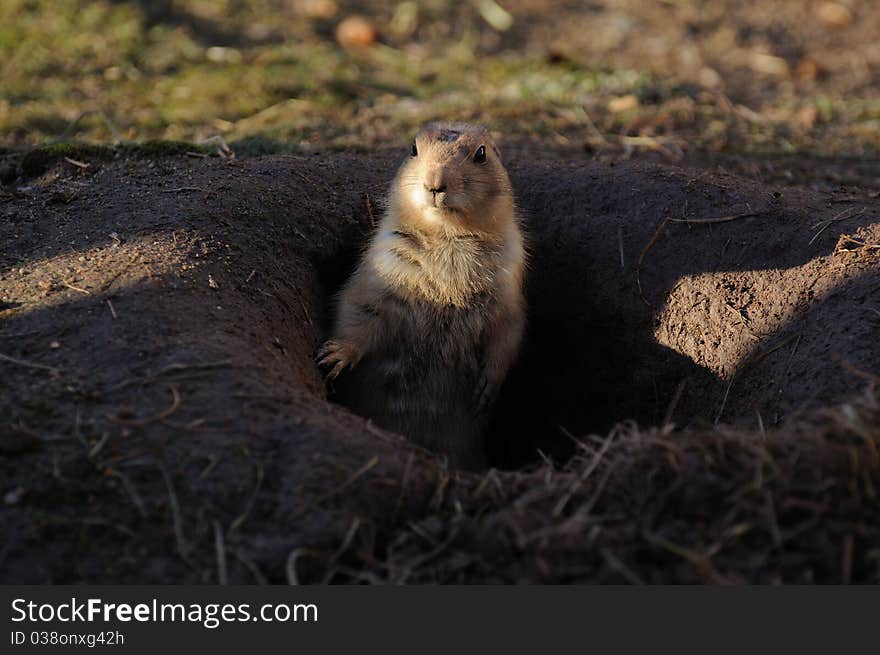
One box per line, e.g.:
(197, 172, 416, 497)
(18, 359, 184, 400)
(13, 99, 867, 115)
(318, 122, 526, 469)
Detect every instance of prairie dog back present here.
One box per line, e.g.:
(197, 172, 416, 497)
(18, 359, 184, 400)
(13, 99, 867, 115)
(318, 122, 525, 469)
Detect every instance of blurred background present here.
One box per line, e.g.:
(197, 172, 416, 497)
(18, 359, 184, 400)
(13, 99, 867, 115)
(2, 0, 879, 158)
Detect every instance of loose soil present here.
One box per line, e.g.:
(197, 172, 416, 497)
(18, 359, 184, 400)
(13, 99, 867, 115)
(1, 150, 878, 583)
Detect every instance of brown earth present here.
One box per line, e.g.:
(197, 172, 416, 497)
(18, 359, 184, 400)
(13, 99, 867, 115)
(1, 150, 879, 583)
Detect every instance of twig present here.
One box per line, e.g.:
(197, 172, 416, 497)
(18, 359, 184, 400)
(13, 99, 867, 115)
(0, 352, 60, 373)
(711, 375, 737, 426)
(781, 334, 803, 382)
(234, 549, 268, 585)
(715, 334, 799, 424)
(837, 234, 880, 251)
(762, 490, 781, 547)
(63, 156, 90, 169)
(429, 468, 450, 511)
(636, 218, 669, 304)
(121, 455, 191, 564)
(577, 106, 609, 147)
(106, 385, 181, 427)
(106, 299, 118, 319)
(214, 520, 229, 585)
(286, 548, 313, 585)
(724, 302, 759, 340)
(393, 528, 462, 583)
(198, 135, 233, 158)
(642, 530, 727, 583)
(553, 430, 616, 517)
(298, 296, 313, 326)
(667, 210, 767, 225)
(316, 456, 379, 506)
(474, 466, 504, 499)
(106, 360, 239, 392)
(107, 469, 147, 517)
(51, 516, 135, 537)
(161, 186, 204, 193)
(156, 458, 191, 564)
(742, 334, 800, 368)
(0, 329, 43, 339)
(809, 206, 865, 245)
(88, 432, 111, 459)
(600, 548, 645, 585)
(320, 517, 362, 584)
(230, 462, 264, 532)
(231, 393, 290, 401)
(663, 378, 688, 427)
(63, 280, 89, 294)
(393, 452, 416, 520)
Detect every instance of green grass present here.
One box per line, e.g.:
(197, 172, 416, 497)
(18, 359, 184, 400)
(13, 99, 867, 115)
(2, 0, 878, 157)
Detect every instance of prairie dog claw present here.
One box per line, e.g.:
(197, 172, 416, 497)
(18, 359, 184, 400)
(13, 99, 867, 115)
(317, 340, 361, 380)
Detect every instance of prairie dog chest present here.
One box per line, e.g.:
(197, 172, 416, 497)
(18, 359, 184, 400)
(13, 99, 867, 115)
(371, 227, 506, 302)
(375, 289, 494, 372)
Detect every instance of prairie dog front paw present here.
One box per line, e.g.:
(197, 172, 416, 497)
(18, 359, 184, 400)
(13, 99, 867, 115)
(316, 340, 362, 380)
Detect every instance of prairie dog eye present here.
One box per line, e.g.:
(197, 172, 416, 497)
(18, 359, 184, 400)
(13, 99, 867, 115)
(411, 142, 418, 157)
(473, 145, 487, 163)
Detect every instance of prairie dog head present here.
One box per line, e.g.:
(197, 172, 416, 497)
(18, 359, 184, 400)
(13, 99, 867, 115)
(390, 122, 513, 234)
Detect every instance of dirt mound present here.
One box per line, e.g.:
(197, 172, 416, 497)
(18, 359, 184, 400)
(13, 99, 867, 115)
(1, 152, 878, 582)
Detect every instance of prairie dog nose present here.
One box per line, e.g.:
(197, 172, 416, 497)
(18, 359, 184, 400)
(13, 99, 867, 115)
(423, 170, 447, 195)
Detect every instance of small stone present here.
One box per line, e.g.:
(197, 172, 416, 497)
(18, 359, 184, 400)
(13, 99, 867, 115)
(816, 2, 852, 28)
(297, 0, 339, 19)
(748, 52, 789, 77)
(796, 106, 818, 131)
(335, 15, 378, 49)
(4, 487, 25, 505)
(698, 67, 722, 89)
(796, 58, 820, 82)
(607, 95, 639, 113)
(206, 47, 242, 64)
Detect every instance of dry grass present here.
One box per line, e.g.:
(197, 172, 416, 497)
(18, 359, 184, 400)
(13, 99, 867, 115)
(305, 388, 880, 584)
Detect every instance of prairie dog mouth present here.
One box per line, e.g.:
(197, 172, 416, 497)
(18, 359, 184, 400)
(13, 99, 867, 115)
(418, 187, 458, 212)
(429, 191, 447, 207)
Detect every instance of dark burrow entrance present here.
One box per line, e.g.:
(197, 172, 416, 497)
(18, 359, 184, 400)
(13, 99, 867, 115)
(316, 245, 723, 471)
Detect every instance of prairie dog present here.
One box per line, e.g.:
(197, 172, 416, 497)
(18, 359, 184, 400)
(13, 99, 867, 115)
(318, 122, 526, 469)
